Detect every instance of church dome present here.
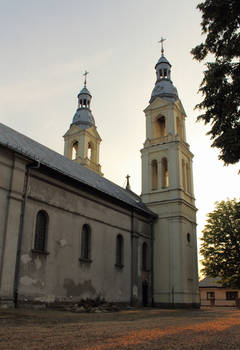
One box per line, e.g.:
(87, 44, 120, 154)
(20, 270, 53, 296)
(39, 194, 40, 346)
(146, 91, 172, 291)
(155, 55, 171, 67)
(150, 53, 178, 103)
(71, 83, 95, 129)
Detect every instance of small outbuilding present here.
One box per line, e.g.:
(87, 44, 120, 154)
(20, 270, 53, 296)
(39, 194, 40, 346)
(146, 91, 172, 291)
(199, 277, 240, 307)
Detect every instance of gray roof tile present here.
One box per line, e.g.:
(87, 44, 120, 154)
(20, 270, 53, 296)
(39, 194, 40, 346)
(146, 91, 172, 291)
(0, 123, 156, 217)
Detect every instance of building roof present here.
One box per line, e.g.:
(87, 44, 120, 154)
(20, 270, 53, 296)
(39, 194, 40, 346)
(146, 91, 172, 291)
(0, 123, 156, 217)
(199, 277, 222, 288)
(155, 55, 171, 67)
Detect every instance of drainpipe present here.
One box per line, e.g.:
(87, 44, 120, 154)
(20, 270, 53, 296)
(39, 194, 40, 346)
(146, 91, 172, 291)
(130, 209, 134, 306)
(13, 160, 40, 308)
(150, 219, 154, 307)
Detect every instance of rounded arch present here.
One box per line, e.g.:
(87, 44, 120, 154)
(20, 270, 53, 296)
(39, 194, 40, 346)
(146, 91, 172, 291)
(151, 159, 158, 190)
(142, 242, 148, 271)
(71, 140, 79, 160)
(81, 224, 91, 260)
(176, 117, 182, 139)
(34, 210, 48, 252)
(87, 141, 94, 161)
(182, 159, 186, 190)
(155, 115, 166, 138)
(116, 234, 124, 267)
(161, 157, 169, 188)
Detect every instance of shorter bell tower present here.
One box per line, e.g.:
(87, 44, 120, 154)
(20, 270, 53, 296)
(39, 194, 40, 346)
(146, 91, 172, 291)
(64, 72, 102, 176)
(141, 41, 199, 307)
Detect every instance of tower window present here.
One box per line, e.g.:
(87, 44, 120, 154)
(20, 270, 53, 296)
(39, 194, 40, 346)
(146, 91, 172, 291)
(142, 242, 148, 271)
(83, 99, 86, 107)
(176, 117, 182, 139)
(88, 142, 93, 160)
(186, 163, 191, 193)
(182, 159, 186, 190)
(116, 234, 124, 268)
(34, 210, 48, 252)
(159, 69, 163, 78)
(161, 157, 169, 188)
(155, 116, 166, 138)
(152, 159, 158, 190)
(164, 69, 167, 78)
(187, 233, 191, 243)
(72, 141, 78, 160)
(81, 224, 91, 261)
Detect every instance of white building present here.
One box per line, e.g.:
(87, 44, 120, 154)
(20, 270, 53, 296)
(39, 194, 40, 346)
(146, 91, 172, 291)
(0, 48, 199, 308)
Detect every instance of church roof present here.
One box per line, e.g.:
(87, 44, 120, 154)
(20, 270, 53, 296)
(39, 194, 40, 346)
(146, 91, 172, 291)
(155, 55, 171, 67)
(0, 123, 156, 217)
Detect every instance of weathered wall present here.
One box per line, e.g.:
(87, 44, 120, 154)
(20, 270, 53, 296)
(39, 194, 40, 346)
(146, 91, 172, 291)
(0, 146, 153, 307)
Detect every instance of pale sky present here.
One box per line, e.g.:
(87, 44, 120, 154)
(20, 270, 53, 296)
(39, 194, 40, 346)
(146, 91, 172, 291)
(0, 0, 239, 275)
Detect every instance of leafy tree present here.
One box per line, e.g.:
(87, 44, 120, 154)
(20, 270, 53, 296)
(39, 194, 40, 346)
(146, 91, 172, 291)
(191, 0, 240, 165)
(200, 199, 240, 287)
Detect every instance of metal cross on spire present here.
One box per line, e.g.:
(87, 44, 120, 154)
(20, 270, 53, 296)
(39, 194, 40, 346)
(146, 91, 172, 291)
(158, 37, 166, 56)
(83, 70, 89, 87)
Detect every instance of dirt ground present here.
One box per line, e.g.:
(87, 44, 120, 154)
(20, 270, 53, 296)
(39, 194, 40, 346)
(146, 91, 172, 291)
(0, 307, 240, 350)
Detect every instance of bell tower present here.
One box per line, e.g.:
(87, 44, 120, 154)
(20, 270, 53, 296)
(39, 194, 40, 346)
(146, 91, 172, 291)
(64, 72, 102, 176)
(141, 41, 199, 307)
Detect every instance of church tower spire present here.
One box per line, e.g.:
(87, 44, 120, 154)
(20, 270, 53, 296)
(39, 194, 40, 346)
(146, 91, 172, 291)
(63, 73, 102, 176)
(141, 45, 199, 307)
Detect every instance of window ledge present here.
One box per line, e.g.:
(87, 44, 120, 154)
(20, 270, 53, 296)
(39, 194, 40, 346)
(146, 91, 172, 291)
(79, 257, 92, 263)
(31, 249, 49, 255)
(115, 263, 124, 269)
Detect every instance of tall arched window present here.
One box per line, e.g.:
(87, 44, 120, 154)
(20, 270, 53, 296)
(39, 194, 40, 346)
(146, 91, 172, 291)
(186, 163, 191, 193)
(116, 234, 124, 267)
(182, 159, 186, 190)
(72, 141, 78, 160)
(152, 160, 158, 190)
(81, 224, 91, 260)
(155, 116, 166, 138)
(176, 117, 182, 139)
(88, 142, 94, 161)
(142, 242, 148, 271)
(161, 157, 169, 188)
(34, 210, 48, 252)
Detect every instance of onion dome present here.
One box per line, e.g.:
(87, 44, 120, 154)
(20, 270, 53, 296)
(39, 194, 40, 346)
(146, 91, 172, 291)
(150, 53, 178, 103)
(71, 82, 95, 129)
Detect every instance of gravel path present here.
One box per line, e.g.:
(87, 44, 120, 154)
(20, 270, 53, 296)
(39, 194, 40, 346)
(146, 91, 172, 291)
(0, 307, 239, 350)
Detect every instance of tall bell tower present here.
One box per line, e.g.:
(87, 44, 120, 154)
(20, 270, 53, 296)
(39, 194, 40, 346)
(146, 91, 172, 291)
(64, 72, 103, 176)
(141, 41, 199, 307)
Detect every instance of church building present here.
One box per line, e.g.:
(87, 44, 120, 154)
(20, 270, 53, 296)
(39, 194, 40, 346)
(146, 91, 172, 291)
(0, 47, 199, 308)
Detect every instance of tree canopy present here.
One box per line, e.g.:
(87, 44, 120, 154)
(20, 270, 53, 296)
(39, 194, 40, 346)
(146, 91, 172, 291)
(200, 199, 240, 288)
(191, 0, 240, 165)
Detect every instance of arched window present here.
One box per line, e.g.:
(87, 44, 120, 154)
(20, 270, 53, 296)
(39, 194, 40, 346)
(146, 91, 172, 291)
(161, 157, 169, 188)
(88, 142, 93, 161)
(34, 210, 48, 252)
(142, 242, 148, 271)
(81, 224, 91, 260)
(155, 116, 166, 138)
(72, 141, 78, 160)
(176, 117, 182, 139)
(182, 159, 186, 190)
(186, 163, 191, 193)
(116, 234, 124, 267)
(152, 160, 158, 190)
